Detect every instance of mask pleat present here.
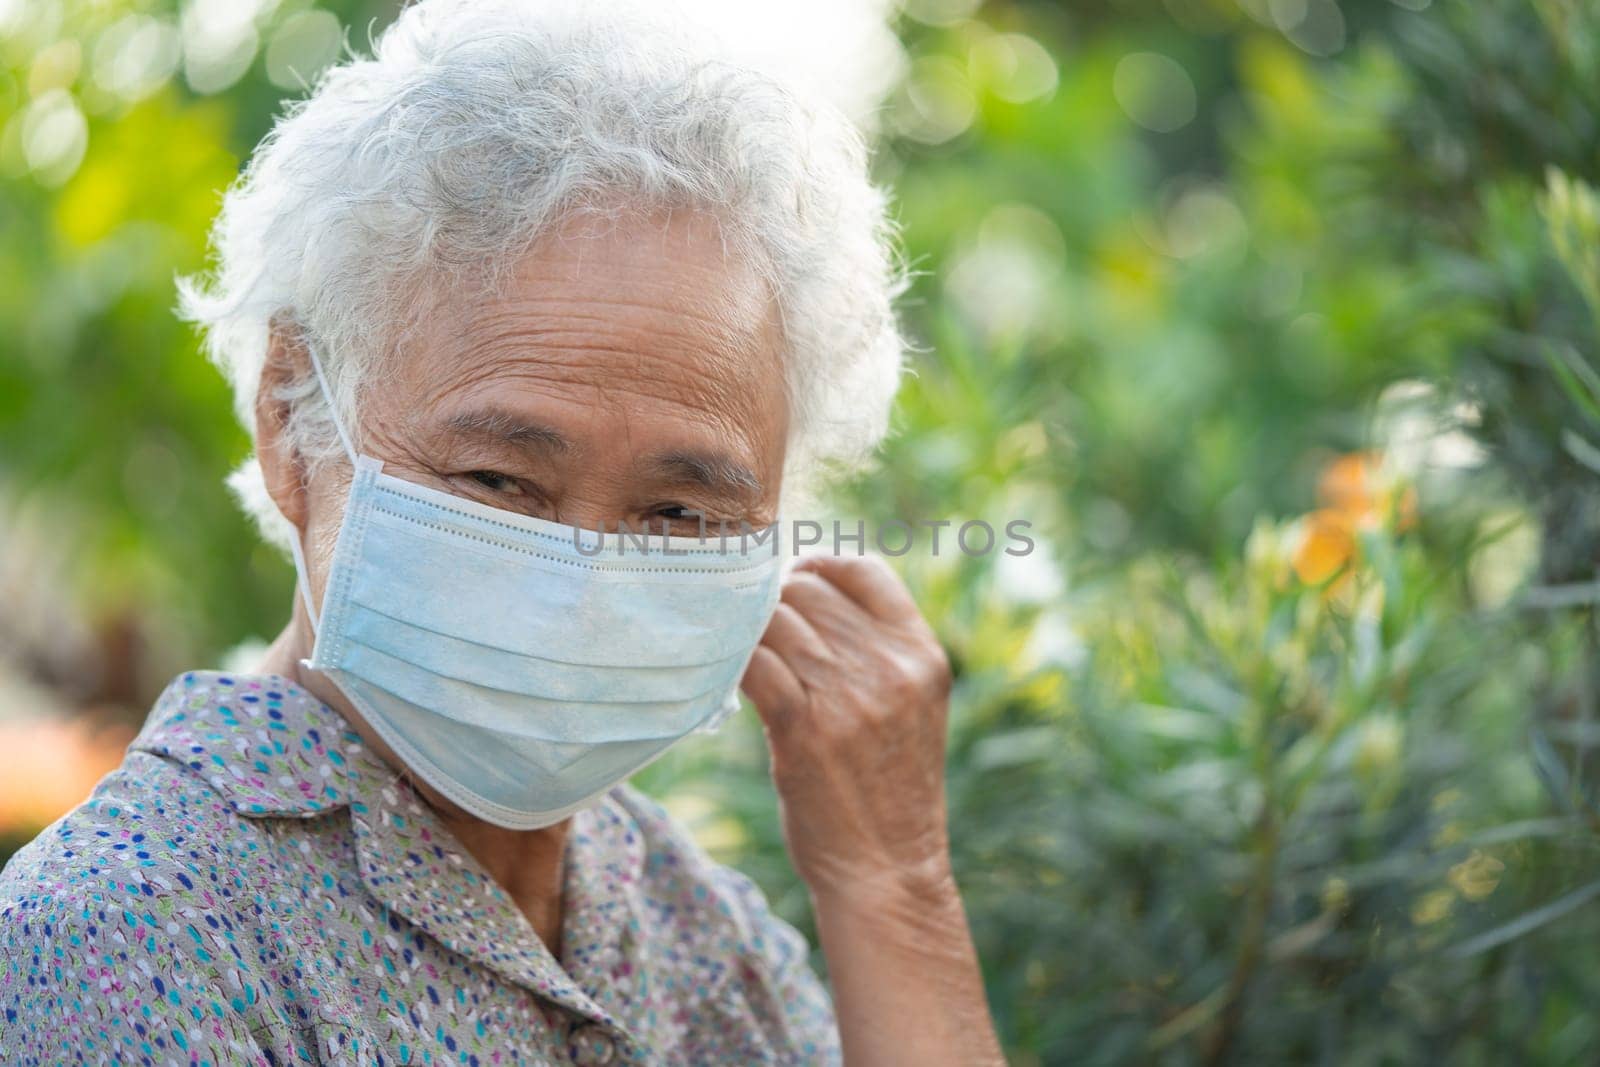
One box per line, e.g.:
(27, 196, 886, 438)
(339, 601, 748, 702)
(299, 448, 783, 829)
(338, 671, 673, 792)
(346, 508, 774, 668)
(334, 641, 735, 743)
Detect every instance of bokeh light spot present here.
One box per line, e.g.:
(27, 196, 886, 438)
(902, 0, 984, 28)
(266, 10, 343, 92)
(1273, 0, 1347, 56)
(93, 14, 181, 103)
(181, 0, 263, 95)
(1113, 51, 1197, 133)
(26, 37, 80, 96)
(21, 88, 87, 187)
(969, 32, 1058, 104)
(892, 55, 976, 144)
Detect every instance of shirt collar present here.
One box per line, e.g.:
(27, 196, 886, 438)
(131, 670, 365, 818)
(132, 670, 640, 1030)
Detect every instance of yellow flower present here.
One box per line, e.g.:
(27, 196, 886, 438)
(1245, 515, 1295, 592)
(1411, 888, 1455, 926)
(1321, 877, 1351, 914)
(1353, 714, 1404, 778)
(1448, 850, 1506, 902)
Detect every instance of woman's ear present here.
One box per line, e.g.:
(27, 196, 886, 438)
(256, 323, 310, 532)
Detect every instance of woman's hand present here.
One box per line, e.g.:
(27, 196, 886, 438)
(741, 553, 1004, 1067)
(741, 553, 955, 902)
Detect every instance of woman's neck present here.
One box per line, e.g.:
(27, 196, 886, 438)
(253, 607, 572, 955)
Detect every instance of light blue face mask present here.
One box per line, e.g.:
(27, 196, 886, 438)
(287, 346, 785, 829)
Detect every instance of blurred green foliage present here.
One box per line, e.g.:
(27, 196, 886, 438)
(5, 0, 1600, 1062)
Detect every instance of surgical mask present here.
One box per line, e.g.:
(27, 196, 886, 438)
(286, 344, 785, 829)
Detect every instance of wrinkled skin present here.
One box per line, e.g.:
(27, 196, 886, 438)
(254, 204, 1002, 1066)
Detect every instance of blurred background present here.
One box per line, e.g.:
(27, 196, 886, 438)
(4, 0, 1600, 1061)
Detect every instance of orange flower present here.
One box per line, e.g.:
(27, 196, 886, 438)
(1288, 450, 1418, 594)
(0, 715, 134, 833)
(1317, 450, 1417, 532)
(1292, 508, 1358, 588)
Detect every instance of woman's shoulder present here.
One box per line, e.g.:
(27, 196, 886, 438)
(0, 746, 243, 907)
(0, 740, 287, 985)
(0, 751, 289, 1062)
(0, 670, 350, 955)
(0, 672, 335, 913)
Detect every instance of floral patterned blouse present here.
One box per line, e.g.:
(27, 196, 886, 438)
(0, 671, 840, 1065)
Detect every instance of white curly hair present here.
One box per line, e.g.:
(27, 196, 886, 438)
(174, 0, 909, 551)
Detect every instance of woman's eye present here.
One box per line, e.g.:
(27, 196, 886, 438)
(648, 505, 717, 536)
(468, 470, 524, 494)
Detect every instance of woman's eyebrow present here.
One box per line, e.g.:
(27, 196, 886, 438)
(440, 411, 759, 495)
(646, 450, 764, 497)
(442, 409, 571, 453)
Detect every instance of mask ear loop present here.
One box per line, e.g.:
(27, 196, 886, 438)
(306, 341, 357, 463)
(290, 342, 359, 637)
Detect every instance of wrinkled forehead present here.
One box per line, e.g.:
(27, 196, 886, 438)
(367, 203, 791, 466)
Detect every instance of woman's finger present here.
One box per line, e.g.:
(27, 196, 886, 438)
(759, 600, 837, 677)
(741, 645, 805, 727)
(779, 570, 873, 641)
(793, 554, 920, 624)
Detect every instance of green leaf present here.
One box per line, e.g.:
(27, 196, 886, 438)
(1446, 878, 1600, 958)
(1560, 428, 1600, 475)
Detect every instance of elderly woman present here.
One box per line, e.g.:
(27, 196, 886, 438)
(0, 2, 1003, 1064)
